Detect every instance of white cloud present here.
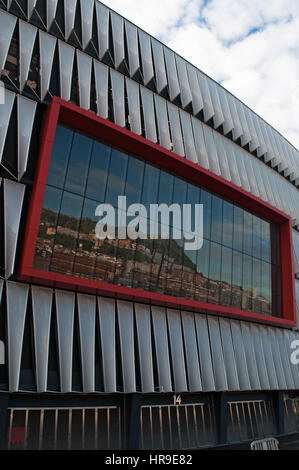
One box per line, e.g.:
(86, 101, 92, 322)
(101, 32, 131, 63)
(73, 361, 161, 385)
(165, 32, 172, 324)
(101, 0, 299, 150)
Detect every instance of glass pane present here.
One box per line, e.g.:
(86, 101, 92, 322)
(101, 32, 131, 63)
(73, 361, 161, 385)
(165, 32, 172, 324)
(242, 254, 253, 311)
(47, 125, 74, 189)
(208, 242, 221, 304)
(210, 195, 223, 244)
(200, 190, 212, 241)
(243, 212, 253, 256)
(64, 132, 93, 196)
(105, 149, 128, 208)
(222, 201, 233, 248)
(125, 157, 145, 207)
(220, 246, 232, 306)
(231, 250, 243, 309)
(233, 206, 243, 252)
(85, 141, 111, 202)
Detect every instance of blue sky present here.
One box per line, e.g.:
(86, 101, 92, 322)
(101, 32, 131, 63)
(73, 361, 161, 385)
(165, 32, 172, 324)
(102, 0, 299, 151)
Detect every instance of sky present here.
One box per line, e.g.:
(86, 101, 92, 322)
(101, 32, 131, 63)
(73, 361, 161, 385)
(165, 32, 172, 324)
(102, 0, 299, 152)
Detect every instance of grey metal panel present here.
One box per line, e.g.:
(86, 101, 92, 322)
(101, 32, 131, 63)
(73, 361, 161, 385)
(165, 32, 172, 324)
(267, 327, 287, 389)
(195, 314, 215, 391)
(55, 290, 75, 393)
(6, 281, 29, 392)
(227, 95, 243, 141)
(186, 63, 203, 116)
(253, 113, 267, 157)
(286, 329, 299, 388)
(249, 324, 270, 389)
(39, 30, 57, 101)
(151, 39, 168, 93)
(213, 132, 231, 181)
(135, 303, 154, 393)
(151, 306, 172, 392)
(17, 95, 37, 180)
(164, 47, 180, 102)
(207, 316, 228, 391)
(77, 50, 92, 110)
(19, 20, 37, 91)
(98, 297, 116, 393)
(208, 81, 224, 130)
(117, 300, 136, 393)
(95, 1, 109, 58)
(80, 0, 94, 49)
(240, 322, 261, 390)
(236, 101, 251, 147)
(4, 179, 25, 277)
(0, 10, 16, 73)
(111, 11, 125, 70)
(110, 69, 126, 127)
(218, 88, 234, 136)
(167, 103, 185, 157)
(58, 40, 75, 101)
(46, 0, 58, 30)
(196, 71, 214, 122)
(202, 125, 221, 175)
(77, 294, 96, 393)
(28, 0, 37, 19)
(138, 29, 154, 86)
(242, 153, 260, 198)
(234, 146, 251, 193)
(176, 56, 192, 109)
(230, 320, 251, 390)
(94, 60, 109, 119)
(218, 318, 239, 390)
(181, 311, 202, 392)
(0, 279, 3, 302)
(31, 286, 53, 393)
(126, 77, 142, 135)
(191, 116, 209, 169)
(179, 110, 197, 163)
(244, 107, 259, 153)
(275, 328, 295, 389)
(166, 309, 188, 392)
(0, 89, 15, 164)
(250, 157, 267, 202)
(154, 94, 171, 150)
(64, 0, 77, 39)
(140, 87, 157, 143)
(258, 325, 279, 389)
(125, 21, 140, 78)
(223, 139, 241, 187)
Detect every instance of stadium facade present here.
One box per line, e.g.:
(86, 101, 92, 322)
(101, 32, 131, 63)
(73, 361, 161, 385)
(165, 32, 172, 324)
(0, 0, 299, 450)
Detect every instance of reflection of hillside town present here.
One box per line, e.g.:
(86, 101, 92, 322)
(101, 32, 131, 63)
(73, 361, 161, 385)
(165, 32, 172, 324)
(34, 209, 271, 314)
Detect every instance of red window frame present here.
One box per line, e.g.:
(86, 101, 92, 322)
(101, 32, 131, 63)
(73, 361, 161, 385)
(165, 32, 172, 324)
(19, 97, 296, 328)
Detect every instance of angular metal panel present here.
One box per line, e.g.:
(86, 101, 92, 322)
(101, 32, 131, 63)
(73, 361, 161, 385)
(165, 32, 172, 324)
(249, 323, 270, 390)
(213, 132, 231, 181)
(6, 281, 29, 392)
(80, 0, 94, 49)
(76, 50, 92, 110)
(195, 314, 215, 391)
(258, 325, 279, 389)
(164, 47, 180, 102)
(285, 329, 299, 389)
(77, 294, 96, 393)
(140, 87, 157, 143)
(117, 300, 136, 393)
(58, 40, 75, 101)
(151, 306, 172, 392)
(96, 1, 109, 59)
(17, 95, 37, 179)
(227, 95, 243, 141)
(125, 21, 140, 77)
(236, 101, 251, 147)
(251, 157, 268, 202)
(28, 0, 37, 19)
(111, 11, 125, 69)
(218, 87, 234, 135)
(179, 110, 197, 163)
(166, 309, 188, 392)
(0, 10, 16, 73)
(181, 311, 202, 392)
(31, 286, 53, 393)
(0, 89, 15, 164)
(208, 81, 224, 129)
(186, 63, 203, 116)
(242, 153, 260, 198)
(46, 0, 58, 30)
(244, 107, 259, 153)
(126, 77, 142, 135)
(167, 103, 185, 157)
(223, 139, 241, 187)
(151, 39, 167, 93)
(230, 320, 251, 390)
(0, 279, 3, 302)
(135, 303, 154, 393)
(55, 290, 75, 393)
(64, 0, 77, 40)
(176, 56, 192, 109)
(191, 116, 209, 169)
(207, 316, 228, 391)
(4, 179, 25, 277)
(240, 322, 261, 390)
(19, 20, 37, 91)
(202, 125, 221, 175)
(219, 318, 239, 390)
(94, 59, 109, 119)
(111, 69, 126, 127)
(154, 94, 171, 150)
(98, 297, 116, 393)
(39, 31, 57, 101)
(268, 327, 287, 390)
(138, 29, 154, 86)
(234, 146, 251, 193)
(197, 71, 214, 122)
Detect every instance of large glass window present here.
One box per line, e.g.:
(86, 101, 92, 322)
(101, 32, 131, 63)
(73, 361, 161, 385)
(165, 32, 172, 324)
(33, 125, 282, 317)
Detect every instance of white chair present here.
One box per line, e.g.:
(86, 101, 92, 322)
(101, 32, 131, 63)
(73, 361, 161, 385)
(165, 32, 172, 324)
(250, 437, 279, 450)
